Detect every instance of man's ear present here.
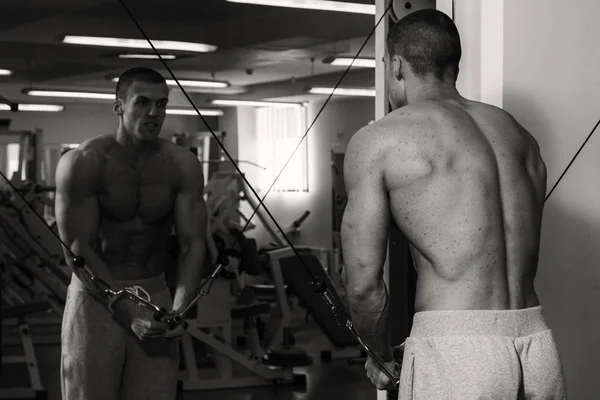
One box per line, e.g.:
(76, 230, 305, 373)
(113, 99, 123, 116)
(392, 55, 403, 81)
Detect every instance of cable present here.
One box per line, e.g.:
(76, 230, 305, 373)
(238, 2, 393, 236)
(117, 0, 319, 284)
(544, 117, 600, 202)
(117, 0, 393, 285)
(1, 0, 593, 387)
(0, 172, 77, 259)
(116, 0, 400, 383)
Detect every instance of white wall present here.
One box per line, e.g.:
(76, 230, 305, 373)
(503, 1, 600, 398)
(450, 0, 503, 107)
(232, 98, 375, 249)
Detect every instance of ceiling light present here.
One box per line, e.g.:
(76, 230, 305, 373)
(167, 108, 224, 117)
(62, 35, 217, 53)
(118, 54, 177, 60)
(167, 79, 229, 88)
(308, 87, 376, 97)
(0, 104, 64, 112)
(227, 0, 375, 14)
(110, 77, 229, 89)
(210, 99, 304, 108)
(0, 69, 12, 75)
(24, 89, 114, 100)
(324, 57, 376, 68)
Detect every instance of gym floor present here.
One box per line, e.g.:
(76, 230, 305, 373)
(29, 308, 377, 400)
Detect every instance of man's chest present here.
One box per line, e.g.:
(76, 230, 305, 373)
(97, 155, 178, 223)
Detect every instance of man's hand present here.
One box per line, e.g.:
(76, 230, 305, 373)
(159, 310, 186, 341)
(365, 356, 398, 391)
(365, 343, 404, 390)
(129, 307, 169, 341)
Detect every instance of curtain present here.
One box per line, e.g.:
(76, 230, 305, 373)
(256, 107, 308, 192)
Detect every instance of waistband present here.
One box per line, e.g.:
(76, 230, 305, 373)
(409, 305, 549, 338)
(69, 272, 168, 297)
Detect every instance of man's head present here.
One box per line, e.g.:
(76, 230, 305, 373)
(113, 67, 169, 142)
(385, 9, 461, 109)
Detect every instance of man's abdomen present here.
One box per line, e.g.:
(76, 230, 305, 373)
(99, 217, 172, 280)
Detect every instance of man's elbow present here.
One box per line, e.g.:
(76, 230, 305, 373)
(346, 279, 384, 303)
(178, 236, 206, 257)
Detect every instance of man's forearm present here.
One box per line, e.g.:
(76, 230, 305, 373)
(64, 242, 140, 321)
(67, 242, 121, 297)
(172, 243, 206, 312)
(347, 279, 393, 361)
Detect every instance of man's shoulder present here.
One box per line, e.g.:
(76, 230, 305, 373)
(161, 140, 200, 167)
(64, 134, 117, 168)
(351, 110, 421, 153)
(60, 138, 106, 168)
(56, 135, 116, 184)
(78, 134, 115, 153)
(160, 140, 203, 184)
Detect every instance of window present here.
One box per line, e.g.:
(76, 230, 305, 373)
(256, 107, 308, 192)
(6, 143, 22, 181)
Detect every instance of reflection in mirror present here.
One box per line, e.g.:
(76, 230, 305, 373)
(0, 0, 408, 398)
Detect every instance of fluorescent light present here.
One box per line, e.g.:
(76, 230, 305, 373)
(326, 57, 376, 68)
(167, 108, 224, 116)
(25, 89, 114, 100)
(118, 54, 177, 60)
(62, 35, 217, 53)
(110, 77, 229, 89)
(210, 99, 304, 108)
(0, 104, 64, 112)
(227, 0, 375, 14)
(0, 69, 12, 75)
(308, 87, 376, 97)
(166, 79, 229, 88)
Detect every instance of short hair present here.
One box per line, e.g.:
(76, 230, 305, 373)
(386, 9, 461, 82)
(115, 67, 166, 100)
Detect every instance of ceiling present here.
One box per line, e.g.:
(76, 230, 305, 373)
(0, 0, 381, 108)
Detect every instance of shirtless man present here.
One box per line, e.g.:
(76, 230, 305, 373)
(341, 9, 567, 399)
(55, 67, 208, 400)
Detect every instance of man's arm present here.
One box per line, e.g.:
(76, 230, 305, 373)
(172, 152, 208, 313)
(341, 128, 392, 362)
(54, 149, 122, 299)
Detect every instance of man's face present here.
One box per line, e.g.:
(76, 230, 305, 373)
(119, 81, 169, 142)
(384, 50, 407, 110)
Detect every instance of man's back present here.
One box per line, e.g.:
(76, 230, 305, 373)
(380, 99, 547, 311)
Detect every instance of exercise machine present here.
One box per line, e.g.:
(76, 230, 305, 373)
(259, 247, 366, 363)
(169, 134, 309, 390)
(0, 129, 69, 397)
(178, 278, 306, 391)
(1, 301, 52, 399)
(330, 142, 347, 294)
(0, 129, 70, 316)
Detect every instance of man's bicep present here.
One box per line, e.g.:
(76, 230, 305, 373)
(55, 195, 100, 247)
(174, 159, 208, 250)
(54, 153, 100, 247)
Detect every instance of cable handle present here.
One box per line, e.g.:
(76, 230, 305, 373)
(73, 256, 182, 328)
(312, 278, 400, 386)
(149, 253, 232, 326)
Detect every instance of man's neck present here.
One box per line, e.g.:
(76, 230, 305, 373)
(406, 79, 461, 104)
(114, 125, 160, 162)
